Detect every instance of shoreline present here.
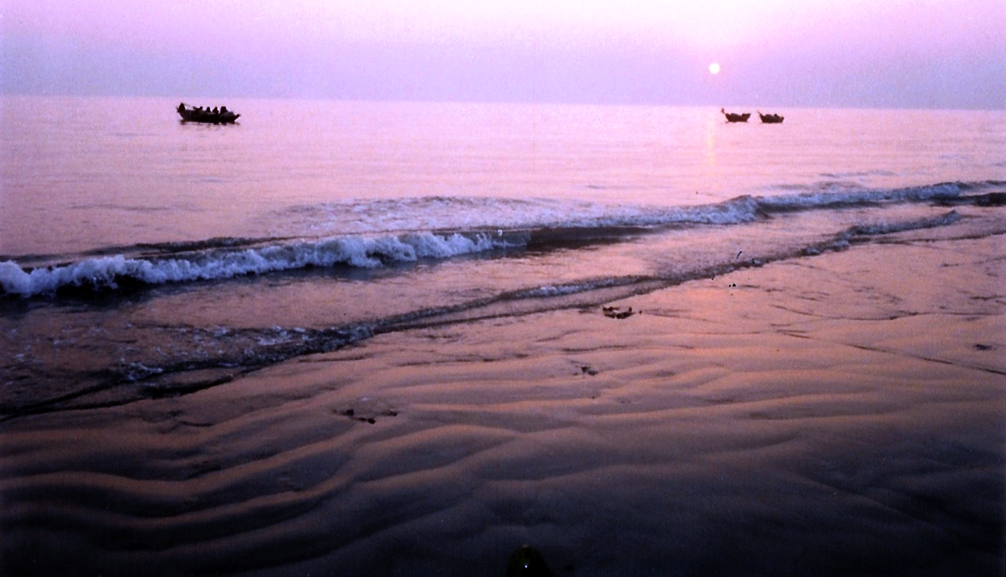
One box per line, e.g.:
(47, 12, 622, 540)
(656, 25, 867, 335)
(2, 225, 1004, 576)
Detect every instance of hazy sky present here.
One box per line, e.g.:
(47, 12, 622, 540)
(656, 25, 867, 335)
(3, 0, 1004, 108)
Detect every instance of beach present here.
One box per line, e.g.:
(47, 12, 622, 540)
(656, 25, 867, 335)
(3, 205, 1002, 576)
(2, 97, 1005, 575)
(5, 0, 1006, 569)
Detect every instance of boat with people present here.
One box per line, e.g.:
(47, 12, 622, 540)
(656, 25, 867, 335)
(758, 111, 784, 124)
(176, 102, 240, 124)
(720, 108, 751, 123)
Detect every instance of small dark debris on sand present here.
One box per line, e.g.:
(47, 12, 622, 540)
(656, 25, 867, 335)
(336, 403, 398, 424)
(973, 343, 994, 351)
(580, 365, 599, 376)
(602, 306, 636, 319)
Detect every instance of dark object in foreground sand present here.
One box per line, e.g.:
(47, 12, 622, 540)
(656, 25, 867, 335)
(177, 102, 240, 124)
(507, 545, 554, 577)
(721, 108, 751, 123)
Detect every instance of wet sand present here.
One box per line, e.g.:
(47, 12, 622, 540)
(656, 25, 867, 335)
(2, 228, 1004, 576)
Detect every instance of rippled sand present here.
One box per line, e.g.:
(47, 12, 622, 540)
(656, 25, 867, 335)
(2, 231, 1003, 576)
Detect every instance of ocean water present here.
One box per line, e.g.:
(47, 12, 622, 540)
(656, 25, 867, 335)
(2, 97, 1003, 408)
(1, 96, 1005, 574)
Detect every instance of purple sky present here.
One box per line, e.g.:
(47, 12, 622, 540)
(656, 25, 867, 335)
(3, 0, 1004, 108)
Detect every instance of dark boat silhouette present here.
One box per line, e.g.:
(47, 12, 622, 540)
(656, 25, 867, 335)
(720, 108, 751, 123)
(758, 111, 784, 124)
(177, 102, 240, 124)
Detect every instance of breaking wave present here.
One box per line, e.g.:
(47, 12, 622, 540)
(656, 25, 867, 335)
(1, 180, 1000, 299)
(0, 232, 507, 298)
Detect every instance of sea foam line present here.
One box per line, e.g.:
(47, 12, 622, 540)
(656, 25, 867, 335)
(270, 181, 977, 237)
(0, 232, 507, 298)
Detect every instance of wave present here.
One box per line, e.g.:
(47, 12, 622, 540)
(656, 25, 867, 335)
(755, 180, 988, 211)
(265, 180, 1000, 236)
(2, 209, 976, 419)
(2, 180, 1000, 299)
(0, 232, 510, 298)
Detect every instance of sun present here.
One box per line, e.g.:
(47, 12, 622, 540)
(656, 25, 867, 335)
(708, 62, 721, 75)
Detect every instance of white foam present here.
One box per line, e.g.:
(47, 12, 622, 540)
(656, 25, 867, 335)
(0, 232, 507, 297)
(268, 182, 971, 238)
(757, 182, 962, 211)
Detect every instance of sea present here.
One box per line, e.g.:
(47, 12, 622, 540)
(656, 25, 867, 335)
(1, 96, 1005, 574)
(2, 97, 1003, 411)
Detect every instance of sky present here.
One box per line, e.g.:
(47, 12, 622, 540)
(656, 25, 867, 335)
(2, 0, 1004, 108)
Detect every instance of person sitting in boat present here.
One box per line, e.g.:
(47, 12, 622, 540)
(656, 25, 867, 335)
(212, 107, 219, 115)
(220, 106, 228, 114)
(177, 102, 185, 113)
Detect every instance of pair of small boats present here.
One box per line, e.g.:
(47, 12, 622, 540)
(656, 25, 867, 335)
(176, 103, 240, 124)
(721, 108, 784, 124)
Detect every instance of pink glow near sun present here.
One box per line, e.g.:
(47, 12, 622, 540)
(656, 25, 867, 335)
(3, 0, 1004, 107)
